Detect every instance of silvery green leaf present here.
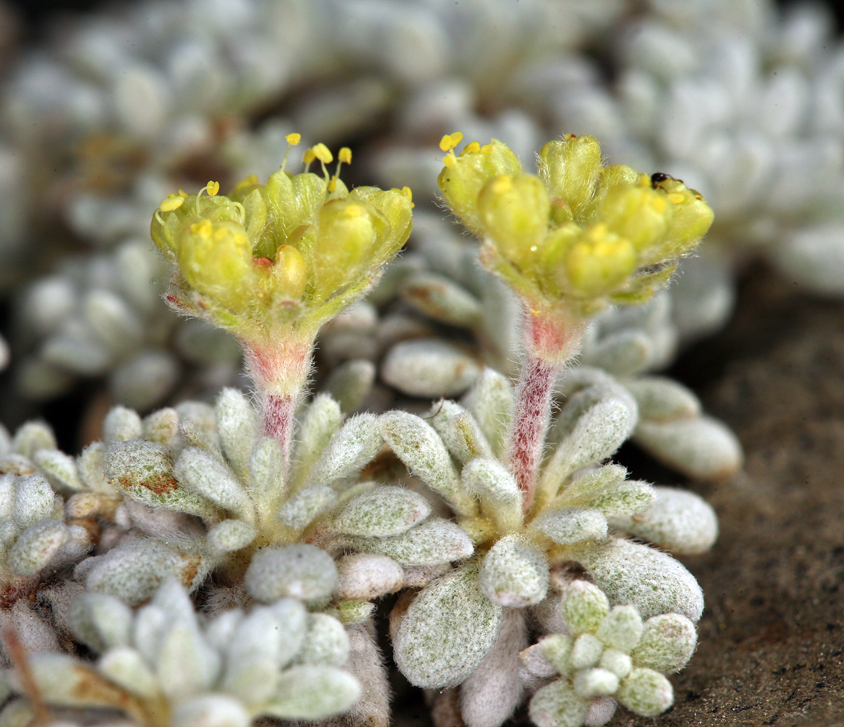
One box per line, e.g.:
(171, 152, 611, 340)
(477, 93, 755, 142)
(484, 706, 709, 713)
(323, 359, 376, 414)
(156, 620, 221, 702)
(380, 411, 477, 517)
(393, 561, 503, 689)
(531, 507, 608, 545)
(461, 369, 514, 459)
(68, 592, 133, 652)
(306, 414, 382, 485)
(43, 334, 111, 375)
(427, 400, 493, 464)
(616, 667, 673, 717)
(174, 447, 252, 521)
(12, 422, 57, 459)
(216, 388, 257, 480)
(459, 608, 528, 727)
(381, 339, 481, 398)
(110, 350, 179, 412)
(577, 479, 655, 518)
(332, 486, 430, 537)
(573, 667, 619, 699)
(339, 624, 390, 727)
(528, 678, 590, 727)
(366, 255, 426, 306)
(23, 653, 136, 712)
(291, 393, 343, 491)
(259, 665, 361, 720)
(461, 457, 522, 532)
(244, 544, 338, 607)
(247, 436, 285, 508)
(132, 604, 168, 665)
(569, 633, 604, 670)
(634, 416, 743, 481)
(294, 613, 350, 667)
(479, 535, 549, 608)
(599, 648, 633, 679)
(577, 539, 704, 622)
(277, 484, 337, 530)
(86, 539, 208, 606)
(625, 377, 701, 423)
(539, 634, 573, 674)
(334, 553, 404, 600)
(773, 223, 844, 295)
(610, 486, 718, 555)
(13, 474, 55, 530)
(97, 648, 159, 700)
(540, 398, 637, 500)
(33, 449, 84, 493)
(77, 442, 111, 494)
(399, 271, 483, 328)
(206, 520, 256, 554)
(596, 605, 644, 653)
(332, 600, 375, 625)
(7, 520, 67, 576)
(83, 289, 143, 353)
(561, 581, 610, 635)
(103, 406, 143, 445)
(352, 517, 473, 566)
(171, 695, 251, 727)
(631, 613, 697, 674)
(519, 642, 557, 679)
(105, 441, 217, 518)
(175, 402, 220, 452)
(0, 476, 13, 519)
(141, 408, 180, 448)
(583, 330, 652, 377)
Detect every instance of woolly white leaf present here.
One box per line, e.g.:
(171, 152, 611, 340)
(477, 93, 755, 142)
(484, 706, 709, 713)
(380, 411, 477, 517)
(569, 633, 604, 670)
(97, 648, 159, 700)
(478, 535, 549, 607)
(461, 368, 515, 459)
(244, 544, 338, 606)
(352, 517, 473, 566)
(610, 486, 718, 554)
(393, 561, 503, 689)
(294, 613, 350, 666)
(247, 436, 285, 507)
(291, 393, 343, 491)
(462, 457, 522, 532)
(33, 450, 84, 493)
(22, 653, 135, 711)
(634, 416, 743, 481)
(105, 441, 216, 518)
(561, 581, 610, 635)
(323, 359, 376, 414)
(260, 666, 361, 720)
(156, 621, 221, 702)
(584, 330, 652, 377)
(68, 592, 133, 653)
(277, 484, 337, 530)
(518, 642, 557, 679)
(532, 507, 608, 545)
(573, 668, 619, 699)
(631, 613, 697, 674)
(596, 605, 643, 653)
(625, 377, 701, 423)
(578, 539, 704, 622)
(77, 443, 111, 494)
(13, 474, 55, 530)
(616, 667, 673, 717)
(307, 414, 382, 485)
(103, 406, 143, 445)
(174, 447, 252, 521)
(206, 520, 256, 554)
(428, 400, 493, 465)
(528, 679, 590, 727)
(172, 695, 251, 727)
(141, 408, 180, 447)
(333, 486, 430, 537)
(381, 339, 481, 398)
(216, 388, 258, 480)
(399, 271, 483, 328)
(334, 554, 405, 600)
(7, 519, 67, 576)
(12, 422, 57, 459)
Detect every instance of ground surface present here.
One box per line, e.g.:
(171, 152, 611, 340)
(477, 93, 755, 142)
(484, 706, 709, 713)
(607, 267, 844, 727)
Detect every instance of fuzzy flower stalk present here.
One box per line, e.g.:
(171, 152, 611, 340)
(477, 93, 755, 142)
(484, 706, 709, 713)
(151, 137, 413, 468)
(437, 133, 714, 509)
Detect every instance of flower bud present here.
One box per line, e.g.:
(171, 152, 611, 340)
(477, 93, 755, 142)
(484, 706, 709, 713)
(654, 178, 714, 260)
(478, 174, 550, 268)
(599, 185, 670, 253)
(272, 245, 308, 301)
(562, 225, 637, 298)
(311, 201, 378, 298)
(539, 135, 603, 217)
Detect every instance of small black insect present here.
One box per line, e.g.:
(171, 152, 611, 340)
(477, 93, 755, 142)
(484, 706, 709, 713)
(650, 172, 673, 184)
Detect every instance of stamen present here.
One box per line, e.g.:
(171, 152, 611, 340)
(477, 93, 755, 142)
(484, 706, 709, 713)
(281, 133, 302, 173)
(303, 147, 317, 173)
(439, 131, 464, 168)
(329, 147, 352, 193)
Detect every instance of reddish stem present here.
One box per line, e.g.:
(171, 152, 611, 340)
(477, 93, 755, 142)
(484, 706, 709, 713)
(506, 307, 587, 513)
(260, 393, 296, 475)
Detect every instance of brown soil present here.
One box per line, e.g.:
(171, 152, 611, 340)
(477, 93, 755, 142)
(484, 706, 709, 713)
(609, 267, 844, 727)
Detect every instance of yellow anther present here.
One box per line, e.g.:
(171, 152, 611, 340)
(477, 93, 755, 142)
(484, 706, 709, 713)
(286, 133, 302, 146)
(311, 143, 334, 164)
(401, 186, 414, 208)
(159, 196, 185, 213)
(328, 176, 338, 192)
(206, 181, 220, 197)
(667, 192, 685, 205)
(177, 189, 188, 197)
(490, 176, 513, 195)
(439, 132, 464, 153)
(480, 144, 492, 154)
(190, 219, 213, 237)
(234, 174, 259, 192)
(443, 155, 455, 168)
(343, 204, 365, 218)
(461, 141, 481, 156)
(303, 148, 317, 165)
(339, 147, 352, 165)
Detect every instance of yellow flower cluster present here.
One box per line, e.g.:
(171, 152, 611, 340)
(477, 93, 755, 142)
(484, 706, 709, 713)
(151, 137, 413, 339)
(438, 134, 713, 315)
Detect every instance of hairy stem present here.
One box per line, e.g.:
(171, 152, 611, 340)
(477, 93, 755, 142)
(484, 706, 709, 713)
(506, 307, 587, 513)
